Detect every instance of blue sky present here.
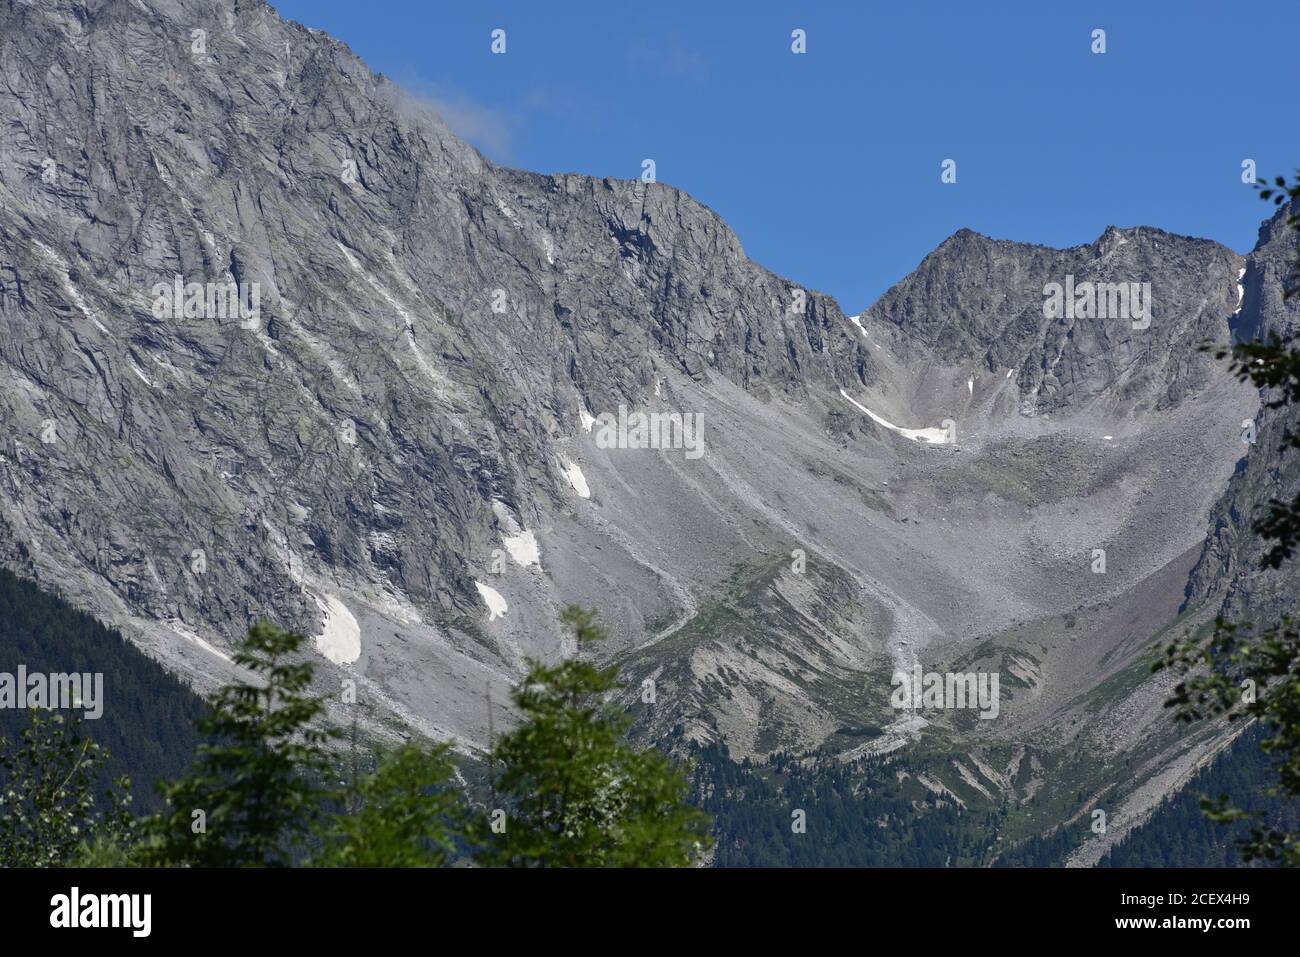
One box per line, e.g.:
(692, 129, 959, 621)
(270, 0, 1300, 314)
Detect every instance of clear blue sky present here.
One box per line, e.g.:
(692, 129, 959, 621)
(270, 0, 1300, 314)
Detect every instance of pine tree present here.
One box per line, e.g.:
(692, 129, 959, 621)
(314, 741, 467, 867)
(475, 606, 711, 867)
(139, 623, 337, 867)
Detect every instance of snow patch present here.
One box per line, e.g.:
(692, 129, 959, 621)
(561, 457, 591, 497)
(1233, 267, 1246, 316)
(579, 406, 596, 432)
(475, 580, 508, 621)
(312, 593, 361, 665)
(967, 377, 974, 395)
(494, 198, 524, 230)
(838, 389, 953, 445)
(491, 500, 539, 566)
(848, 314, 883, 349)
(129, 360, 155, 387)
(502, 529, 540, 567)
(167, 619, 233, 664)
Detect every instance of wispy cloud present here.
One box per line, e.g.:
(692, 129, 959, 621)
(627, 39, 707, 83)
(391, 71, 516, 159)
(428, 91, 515, 157)
(520, 86, 610, 124)
(384, 72, 611, 163)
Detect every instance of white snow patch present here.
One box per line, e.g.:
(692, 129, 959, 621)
(1103, 435, 1113, 441)
(502, 529, 540, 567)
(494, 198, 524, 230)
(1233, 267, 1246, 316)
(129, 360, 155, 387)
(967, 377, 974, 395)
(561, 457, 591, 497)
(848, 314, 882, 348)
(490, 500, 537, 566)
(167, 619, 233, 664)
(579, 406, 596, 432)
(838, 389, 953, 445)
(1006, 368, 1015, 379)
(475, 580, 508, 621)
(312, 593, 361, 665)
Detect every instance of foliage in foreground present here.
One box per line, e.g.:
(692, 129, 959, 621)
(0, 609, 709, 868)
(0, 711, 132, 867)
(475, 607, 711, 867)
(139, 622, 338, 867)
(314, 742, 465, 867)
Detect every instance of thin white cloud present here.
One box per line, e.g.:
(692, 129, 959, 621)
(627, 40, 707, 82)
(391, 71, 516, 159)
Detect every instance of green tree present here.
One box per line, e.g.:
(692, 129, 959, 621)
(314, 741, 467, 867)
(1158, 172, 1300, 865)
(139, 622, 338, 867)
(0, 710, 132, 867)
(475, 606, 711, 867)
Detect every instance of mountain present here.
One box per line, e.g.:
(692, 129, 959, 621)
(1186, 205, 1300, 621)
(0, 0, 1292, 863)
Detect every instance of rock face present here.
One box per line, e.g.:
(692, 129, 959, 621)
(0, 0, 867, 744)
(865, 225, 1242, 415)
(0, 0, 1290, 857)
(1185, 203, 1300, 621)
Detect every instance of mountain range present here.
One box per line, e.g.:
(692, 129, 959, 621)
(2, 0, 1297, 863)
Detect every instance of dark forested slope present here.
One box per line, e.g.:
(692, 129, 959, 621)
(0, 568, 206, 810)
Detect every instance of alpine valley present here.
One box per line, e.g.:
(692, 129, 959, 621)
(2, 0, 1297, 865)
